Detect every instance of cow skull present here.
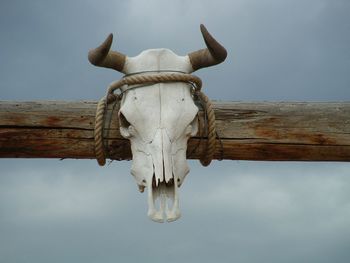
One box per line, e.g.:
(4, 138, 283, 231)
(89, 25, 226, 222)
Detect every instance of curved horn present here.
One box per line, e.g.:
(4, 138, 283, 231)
(88, 33, 126, 72)
(188, 24, 227, 71)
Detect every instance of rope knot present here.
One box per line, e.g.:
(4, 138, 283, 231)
(106, 93, 118, 103)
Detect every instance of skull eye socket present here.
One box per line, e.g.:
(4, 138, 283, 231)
(187, 116, 199, 137)
(119, 111, 131, 128)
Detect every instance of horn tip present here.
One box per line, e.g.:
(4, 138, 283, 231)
(88, 33, 114, 65)
(107, 33, 113, 41)
(200, 24, 227, 61)
(104, 33, 113, 48)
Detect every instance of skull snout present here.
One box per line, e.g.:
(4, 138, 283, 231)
(147, 178, 181, 223)
(146, 128, 181, 222)
(123, 116, 194, 222)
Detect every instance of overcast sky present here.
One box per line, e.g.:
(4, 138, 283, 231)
(1, 0, 350, 262)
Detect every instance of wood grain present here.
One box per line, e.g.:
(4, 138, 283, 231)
(1, 101, 350, 161)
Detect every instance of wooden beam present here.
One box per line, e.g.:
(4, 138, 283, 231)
(1, 101, 350, 161)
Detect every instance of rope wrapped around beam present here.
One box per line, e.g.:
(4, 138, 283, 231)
(94, 73, 217, 167)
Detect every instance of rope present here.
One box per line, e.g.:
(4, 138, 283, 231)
(196, 91, 216, 166)
(94, 98, 107, 166)
(94, 72, 218, 167)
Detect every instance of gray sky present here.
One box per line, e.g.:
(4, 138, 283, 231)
(1, 0, 350, 262)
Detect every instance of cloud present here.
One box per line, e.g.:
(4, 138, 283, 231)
(0, 160, 133, 223)
(1, 160, 350, 262)
(180, 162, 350, 262)
(1, 0, 350, 262)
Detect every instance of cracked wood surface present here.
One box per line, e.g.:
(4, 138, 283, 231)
(1, 101, 350, 161)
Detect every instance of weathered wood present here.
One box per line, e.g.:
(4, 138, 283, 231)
(1, 101, 350, 161)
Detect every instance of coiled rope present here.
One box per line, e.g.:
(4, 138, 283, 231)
(94, 72, 217, 167)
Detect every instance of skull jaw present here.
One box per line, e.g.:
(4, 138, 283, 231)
(130, 149, 186, 223)
(147, 179, 181, 223)
(127, 129, 188, 223)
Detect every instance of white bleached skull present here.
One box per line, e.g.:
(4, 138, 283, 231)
(119, 50, 199, 222)
(89, 24, 227, 222)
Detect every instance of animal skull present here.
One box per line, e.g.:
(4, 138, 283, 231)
(89, 25, 226, 222)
